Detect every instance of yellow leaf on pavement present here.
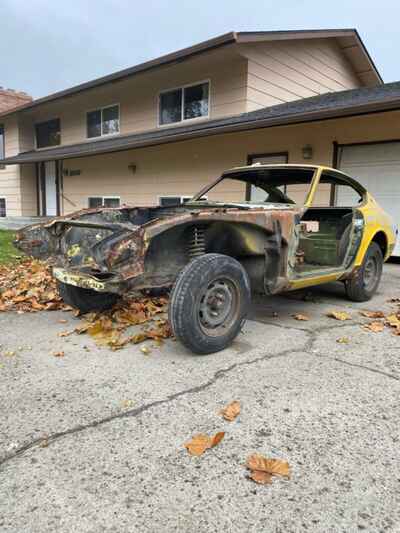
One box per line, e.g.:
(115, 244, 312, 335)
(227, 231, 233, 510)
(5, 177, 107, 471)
(327, 310, 351, 321)
(336, 337, 350, 344)
(220, 400, 241, 421)
(292, 314, 309, 321)
(249, 470, 273, 485)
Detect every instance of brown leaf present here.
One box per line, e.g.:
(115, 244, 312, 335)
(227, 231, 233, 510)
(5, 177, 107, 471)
(292, 313, 309, 321)
(360, 310, 385, 319)
(210, 431, 225, 447)
(249, 470, 273, 484)
(220, 400, 241, 421)
(52, 351, 65, 357)
(246, 453, 290, 479)
(327, 310, 351, 321)
(362, 321, 385, 333)
(184, 432, 225, 456)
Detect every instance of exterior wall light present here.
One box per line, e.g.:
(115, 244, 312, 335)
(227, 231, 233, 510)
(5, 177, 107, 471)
(302, 144, 313, 160)
(128, 163, 137, 174)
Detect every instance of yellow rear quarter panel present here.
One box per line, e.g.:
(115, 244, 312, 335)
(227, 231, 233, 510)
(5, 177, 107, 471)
(356, 194, 396, 264)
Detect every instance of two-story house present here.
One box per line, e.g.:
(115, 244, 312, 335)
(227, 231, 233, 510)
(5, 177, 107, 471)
(1, 29, 400, 253)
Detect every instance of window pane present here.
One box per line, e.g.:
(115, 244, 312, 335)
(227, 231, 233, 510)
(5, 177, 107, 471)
(159, 89, 182, 125)
(103, 197, 120, 207)
(88, 197, 103, 208)
(184, 83, 209, 120)
(0, 199, 6, 217)
(36, 119, 60, 148)
(159, 197, 181, 206)
(0, 125, 4, 160)
(87, 110, 102, 138)
(102, 105, 119, 135)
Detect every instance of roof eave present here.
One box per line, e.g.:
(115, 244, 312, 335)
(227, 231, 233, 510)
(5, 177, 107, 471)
(3, 95, 400, 166)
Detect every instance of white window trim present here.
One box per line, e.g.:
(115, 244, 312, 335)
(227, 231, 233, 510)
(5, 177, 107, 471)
(34, 117, 62, 150)
(0, 197, 7, 217)
(157, 80, 210, 128)
(158, 195, 207, 206)
(88, 196, 121, 207)
(86, 103, 120, 139)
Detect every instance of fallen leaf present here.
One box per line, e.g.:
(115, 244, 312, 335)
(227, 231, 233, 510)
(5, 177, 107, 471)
(385, 314, 400, 328)
(4, 351, 15, 357)
(57, 319, 68, 324)
(249, 470, 273, 485)
(184, 432, 225, 456)
(292, 313, 309, 321)
(52, 351, 65, 357)
(140, 345, 151, 355)
(58, 330, 73, 337)
(362, 321, 385, 333)
(360, 310, 385, 319)
(121, 399, 134, 409)
(246, 453, 290, 479)
(327, 310, 351, 321)
(336, 337, 350, 344)
(220, 400, 241, 421)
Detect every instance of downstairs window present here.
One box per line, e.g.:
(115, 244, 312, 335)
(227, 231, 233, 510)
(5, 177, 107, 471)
(88, 196, 120, 208)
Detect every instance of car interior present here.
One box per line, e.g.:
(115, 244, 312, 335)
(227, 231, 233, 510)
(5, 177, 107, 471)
(197, 167, 366, 275)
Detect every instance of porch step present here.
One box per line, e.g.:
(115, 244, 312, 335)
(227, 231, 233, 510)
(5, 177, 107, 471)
(0, 216, 50, 231)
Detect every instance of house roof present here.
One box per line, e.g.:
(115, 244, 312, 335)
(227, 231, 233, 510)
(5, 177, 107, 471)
(2, 81, 400, 165)
(0, 28, 382, 120)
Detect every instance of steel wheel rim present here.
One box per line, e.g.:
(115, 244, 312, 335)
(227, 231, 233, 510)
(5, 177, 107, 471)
(363, 256, 378, 291)
(197, 277, 240, 337)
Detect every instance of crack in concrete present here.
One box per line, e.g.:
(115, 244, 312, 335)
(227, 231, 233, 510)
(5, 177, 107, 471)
(0, 341, 306, 470)
(1, 318, 398, 470)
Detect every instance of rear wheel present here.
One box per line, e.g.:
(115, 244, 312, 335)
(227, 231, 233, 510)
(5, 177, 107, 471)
(345, 242, 383, 302)
(57, 281, 119, 313)
(169, 253, 251, 354)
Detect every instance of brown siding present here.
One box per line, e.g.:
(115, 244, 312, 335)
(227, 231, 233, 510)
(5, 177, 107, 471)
(240, 38, 361, 111)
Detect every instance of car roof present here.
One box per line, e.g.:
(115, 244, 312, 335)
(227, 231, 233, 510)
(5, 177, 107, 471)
(221, 163, 366, 193)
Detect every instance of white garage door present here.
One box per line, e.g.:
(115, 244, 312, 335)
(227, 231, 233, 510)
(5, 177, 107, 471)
(338, 142, 400, 256)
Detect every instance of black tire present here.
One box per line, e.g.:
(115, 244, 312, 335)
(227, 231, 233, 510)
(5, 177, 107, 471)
(169, 253, 251, 355)
(57, 281, 119, 313)
(345, 242, 383, 302)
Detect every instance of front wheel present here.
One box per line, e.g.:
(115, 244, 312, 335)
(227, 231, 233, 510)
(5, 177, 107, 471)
(169, 254, 251, 355)
(57, 281, 119, 313)
(345, 242, 383, 302)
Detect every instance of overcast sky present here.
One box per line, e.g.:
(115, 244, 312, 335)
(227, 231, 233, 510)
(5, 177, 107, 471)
(1, 0, 398, 98)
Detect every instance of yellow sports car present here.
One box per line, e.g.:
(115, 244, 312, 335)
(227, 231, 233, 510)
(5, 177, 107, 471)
(15, 164, 397, 354)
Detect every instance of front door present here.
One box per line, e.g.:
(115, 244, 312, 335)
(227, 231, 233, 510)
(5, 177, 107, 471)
(40, 161, 58, 216)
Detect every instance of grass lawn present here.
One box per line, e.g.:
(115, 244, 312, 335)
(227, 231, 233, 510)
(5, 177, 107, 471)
(0, 230, 22, 264)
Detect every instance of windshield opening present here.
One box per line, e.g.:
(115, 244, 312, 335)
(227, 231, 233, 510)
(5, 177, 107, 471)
(191, 168, 316, 205)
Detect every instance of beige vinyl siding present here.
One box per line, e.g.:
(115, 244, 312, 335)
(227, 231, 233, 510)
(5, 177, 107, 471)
(0, 116, 22, 216)
(240, 38, 361, 111)
(18, 48, 248, 149)
(61, 109, 400, 213)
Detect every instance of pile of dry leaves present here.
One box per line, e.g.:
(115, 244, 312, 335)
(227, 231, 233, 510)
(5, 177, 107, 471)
(0, 258, 172, 349)
(0, 259, 65, 312)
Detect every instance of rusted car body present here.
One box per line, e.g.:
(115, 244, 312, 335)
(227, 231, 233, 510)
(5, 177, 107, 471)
(14, 164, 396, 353)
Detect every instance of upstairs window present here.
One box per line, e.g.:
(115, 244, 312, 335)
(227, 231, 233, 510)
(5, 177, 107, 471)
(87, 105, 120, 138)
(0, 124, 4, 160)
(159, 81, 209, 126)
(35, 118, 61, 148)
(88, 196, 120, 208)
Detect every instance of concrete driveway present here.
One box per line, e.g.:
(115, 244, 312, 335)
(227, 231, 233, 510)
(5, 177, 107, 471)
(1, 263, 400, 533)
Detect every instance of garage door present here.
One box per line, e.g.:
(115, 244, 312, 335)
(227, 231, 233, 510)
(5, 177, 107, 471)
(338, 142, 400, 256)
